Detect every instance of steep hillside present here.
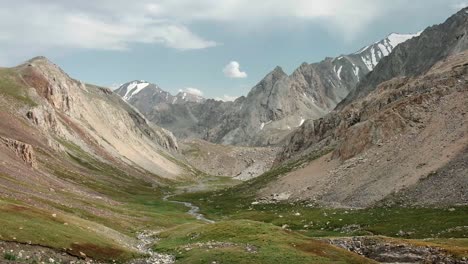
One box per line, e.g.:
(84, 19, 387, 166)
(262, 52, 468, 207)
(19, 58, 183, 178)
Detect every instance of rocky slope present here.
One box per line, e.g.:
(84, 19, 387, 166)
(258, 8, 468, 207)
(117, 33, 418, 146)
(261, 51, 468, 208)
(20, 57, 184, 179)
(180, 139, 280, 180)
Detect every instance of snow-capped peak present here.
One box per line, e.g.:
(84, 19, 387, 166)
(122, 80, 150, 101)
(386, 32, 421, 49)
(357, 31, 421, 71)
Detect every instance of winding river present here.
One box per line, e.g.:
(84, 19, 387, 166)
(163, 194, 215, 224)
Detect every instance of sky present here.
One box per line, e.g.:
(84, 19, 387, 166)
(0, 1, 467, 100)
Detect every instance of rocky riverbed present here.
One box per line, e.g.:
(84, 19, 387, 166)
(326, 237, 468, 264)
(127, 231, 175, 264)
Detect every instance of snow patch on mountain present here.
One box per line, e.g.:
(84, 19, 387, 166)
(357, 32, 421, 71)
(387, 32, 421, 48)
(123, 81, 149, 100)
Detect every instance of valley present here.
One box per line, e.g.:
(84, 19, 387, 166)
(0, 6, 467, 264)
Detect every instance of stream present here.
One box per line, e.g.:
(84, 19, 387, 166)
(163, 194, 215, 224)
(128, 195, 215, 263)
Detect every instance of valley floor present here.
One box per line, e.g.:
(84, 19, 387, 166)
(1, 174, 467, 264)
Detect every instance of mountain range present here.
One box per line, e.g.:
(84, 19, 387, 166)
(116, 32, 420, 146)
(0, 6, 466, 264)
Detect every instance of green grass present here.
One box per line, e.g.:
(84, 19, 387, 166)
(4, 252, 17, 261)
(0, 68, 36, 106)
(174, 188, 468, 239)
(155, 220, 376, 264)
(418, 238, 468, 258)
(0, 200, 138, 261)
(0, 137, 203, 262)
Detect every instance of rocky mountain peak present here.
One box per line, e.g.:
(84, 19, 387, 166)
(174, 91, 205, 104)
(272, 66, 286, 74)
(116, 80, 153, 101)
(27, 56, 49, 63)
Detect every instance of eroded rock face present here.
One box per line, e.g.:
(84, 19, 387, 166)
(0, 136, 36, 168)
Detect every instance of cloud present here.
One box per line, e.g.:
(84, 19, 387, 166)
(153, 0, 390, 40)
(0, 1, 453, 64)
(109, 83, 123, 90)
(214, 95, 239, 102)
(223, 61, 247, 78)
(0, 1, 218, 65)
(451, 1, 468, 9)
(179, 87, 204, 96)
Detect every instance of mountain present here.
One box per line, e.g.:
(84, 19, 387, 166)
(116, 80, 205, 107)
(118, 33, 419, 146)
(1, 8, 467, 264)
(16, 59, 184, 178)
(116, 81, 231, 139)
(205, 33, 421, 146)
(261, 7, 468, 207)
(338, 10, 467, 108)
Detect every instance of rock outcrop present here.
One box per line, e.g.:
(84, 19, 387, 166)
(0, 136, 36, 168)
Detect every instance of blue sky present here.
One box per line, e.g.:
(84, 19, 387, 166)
(0, 1, 467, 100)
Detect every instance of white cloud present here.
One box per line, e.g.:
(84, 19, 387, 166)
(0, 1, 218, 65)
(179, 87, 204, 96)
(223, 61, 247, 78)
(109, 83, 123, 90)
(451, 1, 468, 9)
(214, 95, 239, 102)
(153, 0, 388, 40)
(0, 1, 451, 64)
